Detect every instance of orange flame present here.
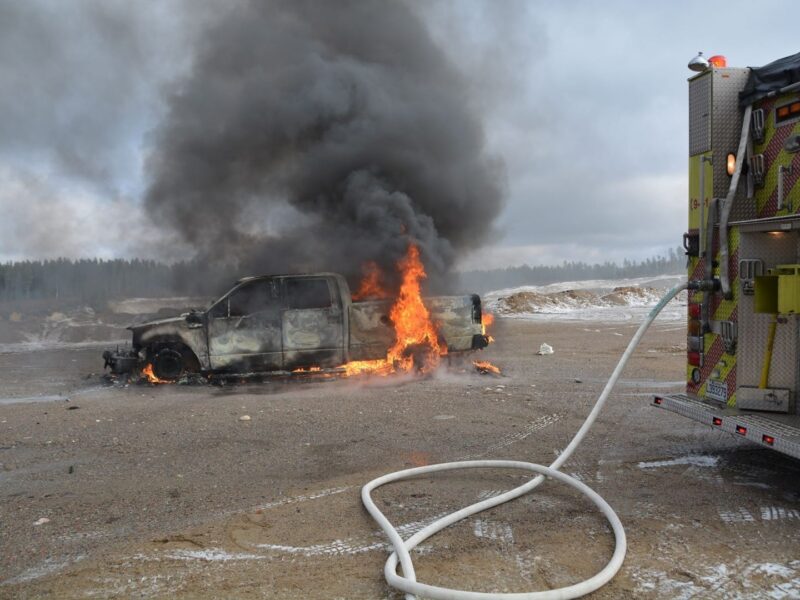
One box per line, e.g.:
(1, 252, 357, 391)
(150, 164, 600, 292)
(386, 244, 446, 371)
(481, 312, 495, 344)
(351, 261, 390, 301)
(343, 244, 445, 376)
(473, 360, 501, 375)
(342, 358, 394, 377)
(142, 363, 168, 384)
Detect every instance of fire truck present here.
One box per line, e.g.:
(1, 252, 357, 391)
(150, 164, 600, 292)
(653, 51, 800, 460)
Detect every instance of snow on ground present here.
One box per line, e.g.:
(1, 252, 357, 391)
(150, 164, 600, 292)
(485, 274, 687, 323)
(107, 297, 209, 315)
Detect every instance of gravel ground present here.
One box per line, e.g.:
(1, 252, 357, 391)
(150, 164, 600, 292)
(1, 318, 799, 599)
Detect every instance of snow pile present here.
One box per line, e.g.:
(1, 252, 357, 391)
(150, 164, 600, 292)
(485, 274, 686, 322)
(108, 297, 209, 315)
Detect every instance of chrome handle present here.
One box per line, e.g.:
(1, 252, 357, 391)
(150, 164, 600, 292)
(778, 164, 793, 210)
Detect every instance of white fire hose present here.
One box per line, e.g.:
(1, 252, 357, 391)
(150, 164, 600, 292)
(362, 282, 688, 599)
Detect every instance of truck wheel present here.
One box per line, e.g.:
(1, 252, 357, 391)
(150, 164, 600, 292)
(152, 347, 184, 381)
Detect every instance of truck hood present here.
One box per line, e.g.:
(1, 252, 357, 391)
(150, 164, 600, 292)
(128, 314, 189, 333)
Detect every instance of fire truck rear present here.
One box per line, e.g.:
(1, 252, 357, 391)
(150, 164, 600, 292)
(654, 51, 800, 459)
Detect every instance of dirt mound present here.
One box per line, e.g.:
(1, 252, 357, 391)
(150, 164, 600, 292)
(497, 291, 551, 313)
(494, 286, 660, 315)
(601, 286, 658, 306)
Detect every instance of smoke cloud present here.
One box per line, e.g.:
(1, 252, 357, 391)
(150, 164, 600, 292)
(145, 0, 505, 288)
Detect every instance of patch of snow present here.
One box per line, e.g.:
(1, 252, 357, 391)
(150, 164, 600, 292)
(255, 512, 450, 557)
(754, 563, 797, 578)
(760, 506, 800, 521)
(718, 507, 756, 524)
(256, 486, 350, 511)
(0, 339, 127, 354)
(473, 518, 515, 545)
(630, 560, 800, 599)
(462, 413, 562, 459)
(108, 297, 209, 314)
(165, 548, 266, 562)
(2, 555, 85, 585)
(637, 455, 719, 469)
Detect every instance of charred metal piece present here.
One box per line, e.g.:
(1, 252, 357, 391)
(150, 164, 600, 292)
(471, 334, 491, 350)
(102, 349, 139, 375)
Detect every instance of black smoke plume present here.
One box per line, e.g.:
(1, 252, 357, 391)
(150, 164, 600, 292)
(146, 0, 504, 290)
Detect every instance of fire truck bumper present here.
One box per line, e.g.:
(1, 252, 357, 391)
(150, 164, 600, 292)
(653, 393, 800, 460)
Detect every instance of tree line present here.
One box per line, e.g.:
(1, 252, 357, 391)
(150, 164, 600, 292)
(0, 258, 219, 305)
(457, 247, 686, 293)
(0, 249, 686, 304)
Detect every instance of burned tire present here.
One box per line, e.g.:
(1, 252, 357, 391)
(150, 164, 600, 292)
(149, 344, 199, 382)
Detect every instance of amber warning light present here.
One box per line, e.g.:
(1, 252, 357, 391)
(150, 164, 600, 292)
(708, 55, 727, 68)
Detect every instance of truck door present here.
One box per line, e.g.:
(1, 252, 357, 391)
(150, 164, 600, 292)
(207, 279, 283, 371)
(282, 276, 345, 368)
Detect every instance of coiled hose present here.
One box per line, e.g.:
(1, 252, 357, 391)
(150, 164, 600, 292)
(362, 282, 687, 599)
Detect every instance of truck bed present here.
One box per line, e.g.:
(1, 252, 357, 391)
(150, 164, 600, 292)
(653, 393, 800, 460)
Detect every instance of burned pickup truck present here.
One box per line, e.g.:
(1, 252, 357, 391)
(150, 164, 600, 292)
(104, 273, 490, 380)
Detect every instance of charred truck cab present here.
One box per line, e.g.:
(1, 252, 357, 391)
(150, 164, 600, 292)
(104, 273, 490, 380)
(654, 52, 800, 459)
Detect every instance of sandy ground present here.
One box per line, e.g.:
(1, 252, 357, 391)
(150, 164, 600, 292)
(1, 318, 799, 599)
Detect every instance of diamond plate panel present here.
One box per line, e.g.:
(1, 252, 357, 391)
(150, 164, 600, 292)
(737, 231, 800, 397)
(689, 73, 711, 156)
(710, 68, 752, 221)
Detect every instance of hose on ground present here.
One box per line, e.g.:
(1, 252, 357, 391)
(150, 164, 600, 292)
(362, 282, 688, 600)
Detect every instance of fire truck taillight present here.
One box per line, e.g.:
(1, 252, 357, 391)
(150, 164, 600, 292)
(726, 153, 736, 176)
(762, 434, 776, 446)
(688, 351, 702, 366)
(688, 303, 702, 319)
(688, 320, 702, 336)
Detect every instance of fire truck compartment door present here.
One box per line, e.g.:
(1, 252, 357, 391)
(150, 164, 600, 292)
(282, 277, 345, 368)
(207, 279, 283, 371)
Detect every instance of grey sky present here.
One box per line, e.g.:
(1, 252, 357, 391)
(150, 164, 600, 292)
(0, 0, 797, 269)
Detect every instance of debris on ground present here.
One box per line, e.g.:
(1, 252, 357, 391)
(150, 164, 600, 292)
(473, 360, 502, 375)
(537, 343, 554, 355)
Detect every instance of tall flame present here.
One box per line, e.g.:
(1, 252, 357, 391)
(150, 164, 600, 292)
(386, 244, 445, 371)
(351, 261, 389, 301)
(481, 312, 495, 343)
(344, 244, 445, 376)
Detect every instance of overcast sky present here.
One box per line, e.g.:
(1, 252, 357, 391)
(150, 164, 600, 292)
(0, 0, 797, 269)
